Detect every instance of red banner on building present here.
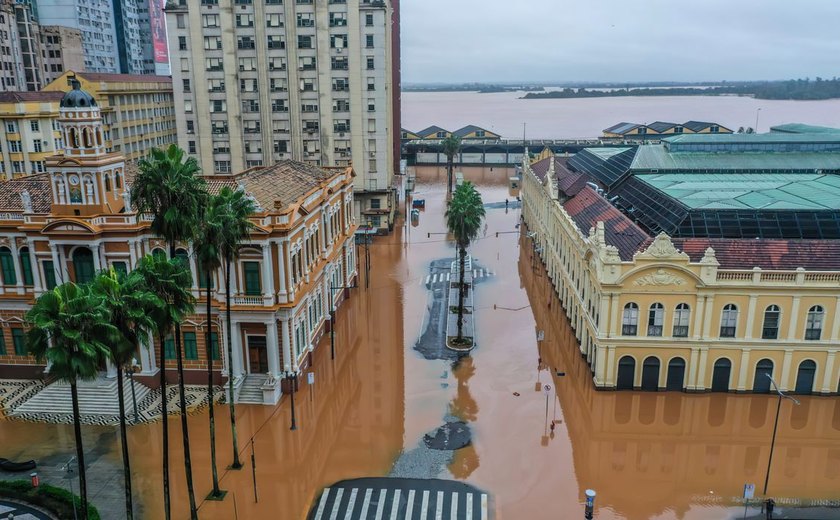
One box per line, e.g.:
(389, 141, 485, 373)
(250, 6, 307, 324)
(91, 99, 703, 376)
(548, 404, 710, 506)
(149, 0, 168, 64)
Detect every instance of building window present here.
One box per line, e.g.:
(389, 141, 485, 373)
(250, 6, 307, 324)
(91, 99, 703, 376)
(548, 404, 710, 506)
(12, 328, 25, 355)
(30, 121, 39, 132)
(366, 56, 374, 70)
(622, 303, 638, 336)
(112, 262, 127, 277)
(673, 303, 690, 337)
(720, 304, 738, 338)
(365, 34, 373, 48)
(8, 140, 21, 152)
(186, 120, 195, 133)
(188, 141, 196, 154)
(184, 332, 198, 360)
(647, 303, 664, 337)
(297, 35, 312, 49)
(214, 161, 231, 173)
(243, 261, 261, 295)
(266, 13, 282, 27)
(18, 247, 33, 286)
(0, 331, 5, 355)
(33, 140, 43, 152)
(204, 36, 222, 50)
(177, 14, 186, 28)
(178, 36, 187, 50)
(5, 121, 17, 132)
(164, 335, 176, 359)
(805, 305, 824, 340)
(367, 78, 375, 91)
(42, 260, 56, 290)
(182, 79, 191, 92)
(201, 14, 218, 27)
(365, 13, 373, 26)
(210, 331, 220, 360)
(370, 198, 380, 210)
(0, 247, 16, 285)
(762, 305, 780, 339)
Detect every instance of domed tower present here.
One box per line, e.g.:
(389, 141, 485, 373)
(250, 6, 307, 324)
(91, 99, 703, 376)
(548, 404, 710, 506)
(46, 78, 128, 216)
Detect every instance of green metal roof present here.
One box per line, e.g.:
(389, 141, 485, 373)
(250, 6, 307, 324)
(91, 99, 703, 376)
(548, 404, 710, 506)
(631, 144, 840, 171)
(587, 147, 632, 160)
(663, 133, 840, 144)
(770, 123, 840, 134)
(635, 173, 840, 210)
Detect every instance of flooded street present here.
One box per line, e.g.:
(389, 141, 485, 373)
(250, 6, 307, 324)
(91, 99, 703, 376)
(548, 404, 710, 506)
(2, 166, 840, 519)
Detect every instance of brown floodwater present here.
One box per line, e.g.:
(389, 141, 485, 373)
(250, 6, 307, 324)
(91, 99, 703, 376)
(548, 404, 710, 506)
(2, 166, 839, 520)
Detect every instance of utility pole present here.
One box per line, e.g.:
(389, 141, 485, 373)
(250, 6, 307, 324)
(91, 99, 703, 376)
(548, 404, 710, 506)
(763, 374, 799, 495)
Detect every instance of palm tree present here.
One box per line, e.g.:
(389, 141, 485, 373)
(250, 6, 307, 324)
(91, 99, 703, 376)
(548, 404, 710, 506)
(441, 135, 462, 194)
(193, 196, 226, 498)
(26, 283, 116, 520)
(215, 186, 256, 470)
(131, 254, 196, 520)
(445, 182, 485, 343)
(91, 268, 161, 520)
(133, 144, 207, 519)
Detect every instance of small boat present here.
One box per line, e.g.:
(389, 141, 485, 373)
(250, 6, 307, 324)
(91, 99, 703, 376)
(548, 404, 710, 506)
(0, 458, 37, 472)
(412, 198, 425, 209)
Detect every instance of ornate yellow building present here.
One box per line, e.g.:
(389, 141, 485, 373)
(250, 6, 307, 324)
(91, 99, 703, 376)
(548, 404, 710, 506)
(522, 151, 840, 395)
(0, 80, 357, 404)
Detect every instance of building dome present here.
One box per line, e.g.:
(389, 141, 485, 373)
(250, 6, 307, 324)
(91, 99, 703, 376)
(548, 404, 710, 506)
(60, 78, 97, 108)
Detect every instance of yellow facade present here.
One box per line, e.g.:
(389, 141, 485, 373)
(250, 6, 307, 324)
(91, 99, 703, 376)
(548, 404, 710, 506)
(0, 93, 64, 179)
(42, 71, 177, 163)
(522, 154, 840, 395)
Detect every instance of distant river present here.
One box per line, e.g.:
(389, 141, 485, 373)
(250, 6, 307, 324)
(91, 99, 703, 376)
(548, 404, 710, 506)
(401, 90, 840, 139)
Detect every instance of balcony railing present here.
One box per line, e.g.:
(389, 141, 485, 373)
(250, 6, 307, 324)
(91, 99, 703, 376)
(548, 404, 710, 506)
(719, 326, 736, 338)
(621, 324, 637, 336)
(672, 325, 689, 338)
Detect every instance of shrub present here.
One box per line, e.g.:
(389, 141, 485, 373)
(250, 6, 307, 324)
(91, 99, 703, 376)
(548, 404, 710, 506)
(0, 480, 100, 520)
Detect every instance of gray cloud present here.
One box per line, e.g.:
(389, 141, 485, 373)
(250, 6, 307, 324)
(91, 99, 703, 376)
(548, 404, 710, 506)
(401, 0, 840, 83)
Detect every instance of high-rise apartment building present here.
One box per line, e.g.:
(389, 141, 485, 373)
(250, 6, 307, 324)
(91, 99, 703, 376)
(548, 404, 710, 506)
(0, 0, 30, 91)
(34, 0, 120, 72)
(41, 26, 85, 85)
(165, 0, 398, 232)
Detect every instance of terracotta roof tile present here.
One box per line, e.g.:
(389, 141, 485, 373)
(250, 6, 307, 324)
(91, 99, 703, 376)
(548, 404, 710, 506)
(563, 187, 650, 260)
(0, 174, 52, 212)
(0, 91, 65, 103)
(666, 237, 840, 270)
(203, 160, 336, 211)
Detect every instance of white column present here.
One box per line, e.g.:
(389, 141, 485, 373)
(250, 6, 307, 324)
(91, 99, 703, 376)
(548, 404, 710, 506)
(821, 350, 836, 394)
(736, 349, 751, 391)
(606, 345, 616, 386)
(231, 321, 244, 377)
(277, 239, 288, 301)
(261, 242, 274, 304)
(702, 296, 715, 338)
(745, 295, 758, 340)
(128, 239, 137, 269)
(266, 319, 280, 378)
(189, 252, 199, 291)
(90, 243, 102, 271)
(105, 357, 117, 379)
(26, 239, 41, 293)
(831, 297, 840, 340)
(696, 348, 709, 390)
(780, 348, 794, 391)
(787, 296, 801, 341)
(693, 295, 705, 339)
(280, 318, 291, 372)
(609, 294, 620, 338)
(50, 244, 62, 284)
(9, 239, 23, 294)
(140, 330, 157, 374)
(687, 347, 700, 390)
(594, 344, 607, 386)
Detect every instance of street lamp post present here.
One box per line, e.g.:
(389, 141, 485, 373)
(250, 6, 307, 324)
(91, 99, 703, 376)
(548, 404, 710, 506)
(763, 373, 800, 495)
(127, 357, 140, 424)
(286, 370, 297, 431)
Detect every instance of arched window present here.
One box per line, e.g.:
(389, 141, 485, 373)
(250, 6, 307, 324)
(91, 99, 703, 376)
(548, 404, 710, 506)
(72, 247, 95, 284)
(805, 306, 824, 340)
(762, 305, 781, 339)
(622, 303, 639, 336)
(0, 247, 16, 285)
(616, 356, 635, 390)
(711, 358, 732, 392)
(794, 360, 817, 395)
(69, 127, 79, 148)
(641, 357, 660, 391)
(753, 358, 774, 393)
(647, 303, 664, 337)
(666, 358, 686, 391)
(673, 303, 690, 337)
(720, 304, 738, 338)
(114, 171, 122, 189)
(82, 127, 92, 148)
(104, 175, 111, 192)
(151, 248, 167, 261)
(18, 247, 33, 286)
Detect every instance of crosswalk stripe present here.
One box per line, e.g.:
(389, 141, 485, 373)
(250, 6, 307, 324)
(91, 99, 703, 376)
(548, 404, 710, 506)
(451, 491, 458, 518)
(405, 490, 415, 520)
(420, 490, 429, 520)
(374, 489, 387, 520)
(472, 270, 477, 278)
(359, 489, 373, 518)
(425, 275, 430, 284)
(445, 273, 450, 281)
(343, 489, 358, 520)
(314, 488, 331, 520)
(481, 493, 488, 520)
(432, 274, 438, 283)
(329, 489, 344, 520)
(435, 491, 444, 520)
(389, 489, 401, 519)
(466, 493, 473, 519)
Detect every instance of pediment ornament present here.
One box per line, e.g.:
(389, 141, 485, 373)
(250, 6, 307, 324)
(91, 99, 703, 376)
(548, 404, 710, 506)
(633, 268, 685, 287)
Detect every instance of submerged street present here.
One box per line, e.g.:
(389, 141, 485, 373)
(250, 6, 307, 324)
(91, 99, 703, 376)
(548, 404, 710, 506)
(1, 166, 839, 520)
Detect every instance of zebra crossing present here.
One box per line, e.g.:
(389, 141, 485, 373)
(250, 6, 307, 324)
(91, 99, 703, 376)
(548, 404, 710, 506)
(309, 478, 490, 520)
(423, 269, 494, 287)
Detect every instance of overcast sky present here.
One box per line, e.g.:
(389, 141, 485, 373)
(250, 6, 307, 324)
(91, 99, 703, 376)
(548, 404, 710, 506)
(401, 0, 840, 84)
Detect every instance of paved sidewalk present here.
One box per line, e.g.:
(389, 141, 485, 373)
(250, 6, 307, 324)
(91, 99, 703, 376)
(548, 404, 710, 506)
(0, 500, 54, 519)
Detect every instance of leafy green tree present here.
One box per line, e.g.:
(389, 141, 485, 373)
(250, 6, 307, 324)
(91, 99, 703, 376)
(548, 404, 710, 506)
(26, 283, 117, 520)
(91, 268, 161, 520)
(215, 186, 256, 469)
(441, 135, 462, 194)
(131, 255, 196, 520)
(133, 144, 207, 519)
(445, 182, 485, 343)
(193, 196, 226, 498)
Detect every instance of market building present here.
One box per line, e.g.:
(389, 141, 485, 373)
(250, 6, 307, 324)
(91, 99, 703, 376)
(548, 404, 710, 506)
(521, 132, 840, 394)
(602, 121, 733, 140)
(0, 81, 358, 405)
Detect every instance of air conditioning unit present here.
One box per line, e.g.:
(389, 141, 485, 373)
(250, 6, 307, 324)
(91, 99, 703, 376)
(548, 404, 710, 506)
(338, 132, 345, 137)
(336, 47, 343, 53)
(368, 151, 375, 158)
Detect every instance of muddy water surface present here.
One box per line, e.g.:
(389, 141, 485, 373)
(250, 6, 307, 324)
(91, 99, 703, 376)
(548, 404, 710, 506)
(2, 166, 839, 520)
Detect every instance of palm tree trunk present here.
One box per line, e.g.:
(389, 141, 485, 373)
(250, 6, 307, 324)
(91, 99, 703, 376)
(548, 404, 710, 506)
(206, 274, 222, 497)
(457, 245, 466, 341)
(70, 381, 89, 520)
(170, 242, 198, 520)
(225, 256, 243, 469)
(159, 332, 171, 520)
(447, 159, 453, 194)
(116, 366, 134, 520)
